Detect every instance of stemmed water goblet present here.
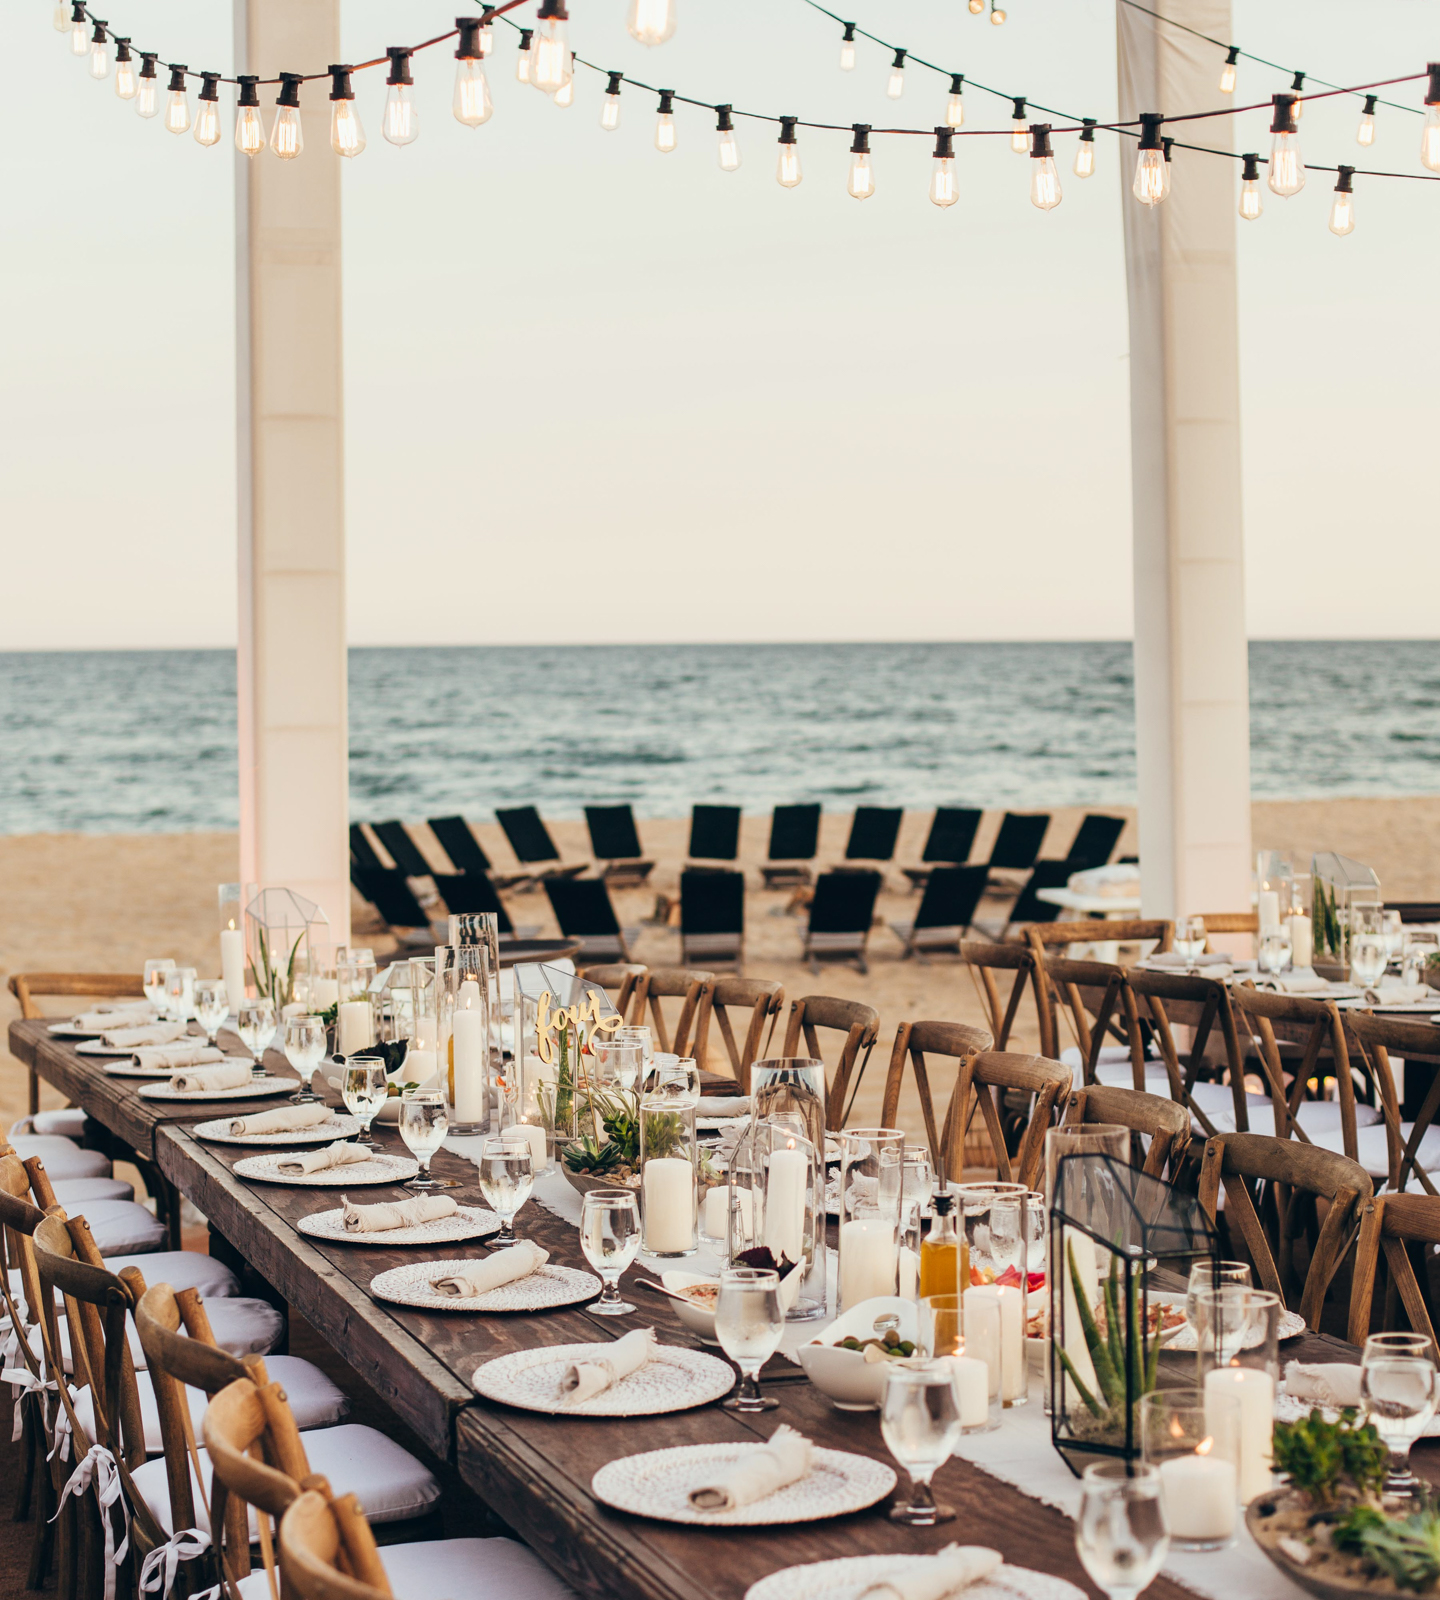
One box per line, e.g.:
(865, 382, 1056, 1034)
(283, 1014, 327, 1103)
(1173, 916, 1206, 969)
(593, 1039, 644, 1093)
(342, 1056, 389, 1147)
(1183, 1260, 1250, 1333)
(1075, 1460, 1170, 1600)
(880, 1360, 964, 1525)
(193, 979, 228, 1047)
(580, 1188, 640, 1314)
(477, 1136, 534, 1243)
(398, 1089, 457, 1190)
(142, 958, 175, 1011)
(1361, 1331, 1439, 1498)
(1351, 907, 1389, 990)
(1258, 930, 1290, 976)
(714, 1266, 783, 1412)
(236, 997, 275, 1078)
(163, 966, 196, 1024)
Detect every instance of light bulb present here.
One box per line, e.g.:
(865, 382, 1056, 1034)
(515, 30, 533, 84)
(1238, 152, 1262, 219)
(330, 100, 364, 157)
(1356, 96, 1377, 147)
(1290, 75, 1305, 121)
(530, 5, 570, 96)
(655, 91, 676, 152)
(1160, 140, 1173, 199)
(1030, 127, 1062, 210)
(271, 74, 303, 158)
(164, 67, 190, 135)
(479, 8, 495, 56)
(990, 7, 1006, 23)
(52, 4, 70, 33)
(847, 125, 873, 199)
(715, 106, 740, 170)
(601, 91, 621, 130)
(1074, 140, 1095, 179)
(113, 41, 135, 98)
(776, 146, 801, 186)
(1329, 191, 1355, 235)
(194, 75, 222, 146)
(453, 23, 494, 128)
(383, 49, 418, 145)
(839, 25, 856, 72)
(969, 0, 983, 11)
(136, 57, 157, 117)
(930, 157, 957, 208)
(89, 35, 109, 81)
(235, 77, 265, 155)
(1423, 106, 1440, 173)
(552, 57, 575, 108)
(946, 76, 965, 129)
(1219, 47, 1238, 95)
(886, 51, 906, 100)
(1133, 117, 1165, 205)
(69, 15, 88, 56)
(1010, 100, 1029, 154)
(1267, 95, 1304, 196)
(628, 0, 676, 47)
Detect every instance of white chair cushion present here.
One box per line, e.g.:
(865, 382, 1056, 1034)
(236, 1538, 578, 1600)
(9, 1136, 111, 1181)
(50, 1177, 136, 1204)
(27, 1110, 92, 1139)
(42, 1296, 284, 1373)
(134, 1424, 439, 1537)
(77, 1199, 168, 1256)
(1312, 1121, 1440, 1187)
(1188, 1080, 1274, 1136)
(101, 1250, 240, 1299)
(74, 1355, 348, 1453)
(1291, 1101, 1383, 1139)
(1061, 1045, 1167, 1091)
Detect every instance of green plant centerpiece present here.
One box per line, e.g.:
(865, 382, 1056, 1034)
(1053, 1241, 1161, 1443)
(562, 1087, 720, 1196)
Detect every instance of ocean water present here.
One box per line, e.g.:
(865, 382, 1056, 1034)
(1, 641, 1438, 834)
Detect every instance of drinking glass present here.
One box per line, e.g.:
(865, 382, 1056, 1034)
(1184, 1260, 1251, 1331)
(398, 1089, 456, 1191)
(478, 1136, 534, 1243)
(988, 1190, 1046, 1281)
(714, 1266, 783, 1412)
(593, 1038, 644, 1092)
(193, 979, 228, 1045)
(342, 1057, 389, 1147)
(236, 997, 276, 1078)
(1383, 909, 1406, 961)
(580, 1189, 640, 1314)
(1140, 1388, 1239, 1551)
(1173, 916, 1206, 966)
(283, 1014, 328, 1103)
(1361, 1331, 1439, 1496)
(1258, 931, 1290, 976)
(1350, 907, 1388, 989)
(880, 1361, 963, 1525)
(1075, 1460, 1170, 1600)
(163, 966, 196, 1023)
(143, 958, 176, 1009)
(902, 1147, 934, 1213)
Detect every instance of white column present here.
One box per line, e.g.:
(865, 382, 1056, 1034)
(1118, 0, 1252, 922)
(234, 0, 351, 948)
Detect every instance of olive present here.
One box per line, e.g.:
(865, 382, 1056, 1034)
(883, 1329, 901, 1347)
(897, 1341, 915, 1356)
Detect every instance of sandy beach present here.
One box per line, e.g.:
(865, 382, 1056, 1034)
(5, 798, 1440, 1149)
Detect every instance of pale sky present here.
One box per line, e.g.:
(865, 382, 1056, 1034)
(5, 0, 1439, 649)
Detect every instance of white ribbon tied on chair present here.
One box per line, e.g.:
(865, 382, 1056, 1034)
(139, 1527, 211, 1598)
(52, 1443, 131, 1600)
(2, 1362, 55, 1443)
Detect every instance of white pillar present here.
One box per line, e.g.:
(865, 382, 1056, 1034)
(1118, 0, 1252, 922)
(234, 0, 350, 949)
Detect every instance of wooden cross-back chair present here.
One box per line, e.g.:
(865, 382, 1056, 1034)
(1348, 1194, 1440, 1356)
(8, 971, 146, 1115)
(579, 964, 649, 1025)
(1195, 911, 1258, 947)
(281, 1484, 394, 1600)
(780, 996, 881, 1130)
(641, 968, 715, 1061)
(1026, 919, 1174, 955)
(1061, 1086, 1191, 1182)
(1198, 1132, 1373, 1332)
(697, 977, 784, 1093)
(960, 940, 1055, 1059)
(1037, 955, 1150, 1089)
(1346, 1012, 1440, 1196)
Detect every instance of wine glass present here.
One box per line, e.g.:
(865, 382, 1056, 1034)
(398, 1089, 457, 1191)
(880, 1361, 963, 1525)
(1361, 1332, 1439, 1497)
(988, 1190, 1047, 1281)
(283, 1014, 328, 1103)
(193, 979, 229, 1046)
(714, 1266, 783, 1412)
(1258, 931, 1290, 976)
(613, 1025, 653, 1074)
(143, 958, 175, 1010)
(477, 1137, 534, 1242)
(163, 966, 197, 1023)
(342, 1056, 388, 1147)
(580, 1188, 640, 1314)
(236, 997, 275, 1078)
(593, 1039, 644, 1092)
(1350, 907, 1388, 989)
(1075, 1460, 1170, 1600)
(1184, 1260, 1250, 1332)
(1173, 916, 1206, 967)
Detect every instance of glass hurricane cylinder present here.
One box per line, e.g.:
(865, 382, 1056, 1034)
(1140, 1388, 1240, 1550)
(438, 943, 493, 1136)
(1194, 1285, 1281, 1505)
(218, 881, 255, 1011)
(750, 1058, 827, 1165)
(837, 1127, 904, 1311)
(639, 1073, 698, 1257)
(515, 988, 579, 1155)
(758, 1114, 825, 1319)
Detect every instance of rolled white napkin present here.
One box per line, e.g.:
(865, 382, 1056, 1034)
(858, 1547, 1005, 1600)
(132, 1043, 224, 1073)
(560, 1327, 656, 1404)
(430, 1240, 548, 1299)
(229, 1103, 333, 1137)
(1366, 980, 1433, 1005)
(170, 1059, 256, 1094)
(342, 1193, 458, 1232)
(1148, 951, 1232, 969)
(1283, 1360, 1361, 1409)
(698, 1096, 751, 1118)
(72, 1004, 157, 1030)
(276, 1141, 371, 1176)
(1274, 970, 1330, 994)
(102, 1020, 190, 1049)
(687, 1425, 813, 1511)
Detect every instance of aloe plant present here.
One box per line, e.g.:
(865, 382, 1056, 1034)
(1054, 1240, 1159, 1422)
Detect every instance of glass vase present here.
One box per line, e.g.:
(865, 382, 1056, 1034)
(837, 1127, 904, 1311)
(437, 943, 493, 1136)
(640, 1069, 698, 1257)
(1194, 1285, 1281, 1505)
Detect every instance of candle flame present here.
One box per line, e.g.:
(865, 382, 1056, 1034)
(1196, 1436, 1215, 1456)
(1229, 1356, 1240, 1368)
(1168, 1417, 1185, 1439)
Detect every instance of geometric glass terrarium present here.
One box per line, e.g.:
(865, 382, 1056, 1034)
(1310, 851, 1381, 976)
(244, 888, 330, 1011)
(1049, 1153, 1217, 1474)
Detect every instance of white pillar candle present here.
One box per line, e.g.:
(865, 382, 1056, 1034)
(522, 1052, 557, 1118)
(451, 982, 487, 1124)
(336, 1000, 374, 1057)
(1258, 890, 1280, 932)
(898, 1246, 920, 1301)
(220, 928, 247, 1011)
(961, 1286, 1002, 1387)
(704, 1184, 752, 1239)
(968, 1283, 1025, 1402)
(1158, 1452, 1238, 1541)
(412, 1015, 437, 1051)
(839, 1218, 898, 1308)
(763, 1145, 809, 1266)
(1204, 1366, 1274, 1503)
(507, 1121, 549, 1173)
(1289, 912, 1313, 970)
(1057, 1230, 1099, 1407)
(948, 1355, 990, 1428)
(404, 1048, 438, 1088)
(643, 1157, 695, 1254)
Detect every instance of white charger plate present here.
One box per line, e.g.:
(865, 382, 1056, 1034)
(369, 1260, 599, 1313)
(104, 1054, 240, 1079)
(1166, 1306, 1305, 1352)
(51, 1018, 153, 1038)
(139, 1075, 295, 1102)
(191, 1113, 360, 1146)
(745, 1556, 1084, 1600)
(591, 1443, 896, 1527)
(299, 1204, 501, 1246)
(473, 1342, 734, 1416)
(233, 1151, 418, 1186)
(79, 1036, 196, 1056)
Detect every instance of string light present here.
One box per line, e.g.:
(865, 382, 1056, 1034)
(453, 19, 493, 127)
(1329, 165, 1355, 235)
(847, 123, 874, 199)
(968, 0, 983, 12)
(946, 74, 965, 129)
(1011, 98, 1029, 153)
(113, 36, 135, 98)
(530, 0, 570, 95)
(194, 71, 222, 146)
(163, 64, 190, 134)
(1029, 123, 1061, 209)
(384, 48, 419, 144)
(655, 88, 676, 152)
(478, 6, 496, 56)
(1357, 94, 1377, 147)
(515, 28, 533, 85)
(601, 70, 623, 131)
(838, 22, 856, 72)
(1289, 71, 1305, 120)
(887, 48, 907, 100)
(1239, 152, 1262, 220)
(991, 2, 1007, 25)
(235, 75, 264, 155)
(1074, 117, 1096, 178)
(271, 72, 303, 159)
(1423, 64, 1440, 172)
(929, 127, 957, 207)
(1267, 92, 1304, 197)
(68, 5, 88, 57)
(1161, 135, 1174, 199)
(553, 54, 576, 107)
(776, 115, 802, 186)
(716, 104, 740, 170)
(88, 20, 109, 80)
(628, 0, 677, 48)
(1218, 45, 1239, 96)
(135, 51, 157, 117)
(1132, 114, 1166, 205)
(328, 65, 365, 156)
(53, 3, 70, 33)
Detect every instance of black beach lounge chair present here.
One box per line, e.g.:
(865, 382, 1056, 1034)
(688, 803, 742, 864)
(350, 868, 436, 947)
(843, 806, 904, 864)
(985, 812, 1052, 884)
(495, 805, 586, 886)
(889, 865, 989, 959)
(371, 820, 433, 879)
(759, 803, 822, 889)
(1064, 814, 1126, 868)
(431, 873, 517, 937)
(995, 860, 1081, 937)
(427, 815, 491, 875)
(585, 804, 655, 886)
(902, 806, 983, 889)
(680, 868, 746, 968)
(803, 869, 883, 974)
(349, 823, 385, 871)
(543, 877, 640, 963)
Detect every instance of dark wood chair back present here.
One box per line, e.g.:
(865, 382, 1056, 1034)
(1061, 1086, 1190, 1180)
(1027, 919, 1174, 952)
(700, 978, 784, 1092)
(781, 996, 881, 1129)
(936, 1046, 1067, 1188)
(580, 964, 649, 1025)
(1230, 985, 1362, 1156)
(960, 940, 1054, 1058)
(878, 1022, 993, 1177)
(1195, 911, 1258, 943)
(642, 968, 716, 1060)
(1037, 954, 1143, 1087)
(280, 1484, 394, 1599)
(1349, 1194, 1440, 1356)
(1347, 1012, 1440, 1195)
